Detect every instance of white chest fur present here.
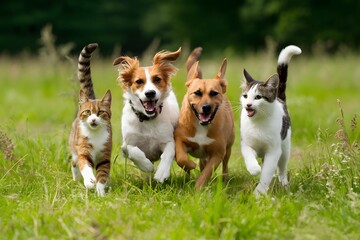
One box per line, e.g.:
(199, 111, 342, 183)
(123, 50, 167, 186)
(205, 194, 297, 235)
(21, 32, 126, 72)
(187, 124, 214, 146)
(80, 122, 109, 160)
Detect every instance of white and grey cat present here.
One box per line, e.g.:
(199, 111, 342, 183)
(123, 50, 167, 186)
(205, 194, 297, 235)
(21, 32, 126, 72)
(240, 45, 301, 195)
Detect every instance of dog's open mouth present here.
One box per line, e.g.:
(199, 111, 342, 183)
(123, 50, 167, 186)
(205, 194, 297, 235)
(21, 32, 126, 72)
(246, 107, 256, 117)
(191, 105, 218, 125)
(141, 100, 158, 115)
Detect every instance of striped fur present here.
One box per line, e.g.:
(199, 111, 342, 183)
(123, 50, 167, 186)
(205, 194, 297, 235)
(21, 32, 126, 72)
(78, 43, 98, 99)
(69, 43, 112, 196)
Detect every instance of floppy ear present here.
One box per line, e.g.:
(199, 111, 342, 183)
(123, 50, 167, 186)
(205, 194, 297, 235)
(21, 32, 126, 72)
(113, 56, 139, 89)
(215, 59, 228, 93)
(153, 47, 181, 64)
(186, 61, 201, 87)
(79, 89, 88, 104)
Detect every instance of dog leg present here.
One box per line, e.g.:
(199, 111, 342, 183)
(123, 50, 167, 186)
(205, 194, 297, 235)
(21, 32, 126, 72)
(175, 141, 196, 171)
(195, 154, 223, 189)
(126, 145, 154, 172)
(154, 141, 175, 183)
(222, 146, 232, 181)
(241, 144, 261, 176)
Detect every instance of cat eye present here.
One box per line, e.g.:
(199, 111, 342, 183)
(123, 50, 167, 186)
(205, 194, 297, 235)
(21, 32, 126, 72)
(255, 95, 262, 100)
(209, 91, 218, 97)
(194, 90, 202, 97)
(135, 79, 144, 84)
(153, 76, 161, 83)
(81, 109, 91, 116)
(243, 94, 248, 99)
(98, 110, 105, 116)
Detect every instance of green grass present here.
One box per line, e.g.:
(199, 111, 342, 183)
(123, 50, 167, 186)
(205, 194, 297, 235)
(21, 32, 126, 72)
(0, 49, 359, 239)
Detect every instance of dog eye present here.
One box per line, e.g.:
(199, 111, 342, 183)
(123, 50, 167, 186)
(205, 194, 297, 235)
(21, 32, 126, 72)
(243, 94, 248, 99)
(209, 91, 218, 97)
(153, 76, 161, 83)
(194, 90, 202, 97)
(135, 79, 144, 84)
(255, 95, 262, 100)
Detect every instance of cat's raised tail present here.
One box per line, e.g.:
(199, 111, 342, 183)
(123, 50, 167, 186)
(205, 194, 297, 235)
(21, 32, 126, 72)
(277, 45, 301, 102)
(78, 43, 98, 100)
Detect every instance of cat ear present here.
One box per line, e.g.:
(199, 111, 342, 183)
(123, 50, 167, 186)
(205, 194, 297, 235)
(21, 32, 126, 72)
(242, 69, 255, 89)
(215, 59, 227, 93)
(101, 90, 112, 105)
(186, 61, 201, 87)
(79, 90, 88, 104)
(264, 74, 279, 89)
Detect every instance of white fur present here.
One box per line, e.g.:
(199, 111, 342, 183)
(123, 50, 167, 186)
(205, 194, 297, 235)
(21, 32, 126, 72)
(278, 45, 301, 65)
(81, 164, 96, 189)
(240, 85, 291, 195)
(122, 87, 179, 183)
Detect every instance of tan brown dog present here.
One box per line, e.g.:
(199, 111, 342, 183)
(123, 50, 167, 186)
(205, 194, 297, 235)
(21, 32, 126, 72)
(174, 48, 235, 189)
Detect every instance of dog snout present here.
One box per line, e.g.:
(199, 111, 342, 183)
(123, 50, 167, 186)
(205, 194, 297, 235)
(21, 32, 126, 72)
(145, 90, 156, 99)
(202, 104, 212, 114)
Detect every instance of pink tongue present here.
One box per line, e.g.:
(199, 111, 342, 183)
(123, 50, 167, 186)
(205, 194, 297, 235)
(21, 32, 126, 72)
(199, 113, 211, 123)
(247, 109, 255, 117)
(143, 101, 156, 112)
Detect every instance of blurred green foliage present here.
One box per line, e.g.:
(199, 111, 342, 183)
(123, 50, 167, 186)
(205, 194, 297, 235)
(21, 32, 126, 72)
(1, 0, 360, 56)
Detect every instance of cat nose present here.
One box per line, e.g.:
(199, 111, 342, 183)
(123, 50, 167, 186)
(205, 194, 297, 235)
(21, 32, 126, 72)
(202, 104, 212, 114)
(145, 90, 156, 99)
(246, 103, 252, 107)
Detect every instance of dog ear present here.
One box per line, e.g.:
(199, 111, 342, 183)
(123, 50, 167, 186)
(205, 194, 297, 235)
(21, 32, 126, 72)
(186, 61, 201, 87)
(113, 56, 139, 89)
(153, 47, 181, 64)
(215, 59, 227, 93)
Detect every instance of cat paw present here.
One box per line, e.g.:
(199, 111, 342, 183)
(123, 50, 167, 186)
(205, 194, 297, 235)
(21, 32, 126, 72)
(96, 182, 106, 197)
(247, 163, 261, 176)
(83, 177, 96, 189)
(254, 182, 268, 196)
(131, 158, 154, 172)
(154, 166, 170, 183)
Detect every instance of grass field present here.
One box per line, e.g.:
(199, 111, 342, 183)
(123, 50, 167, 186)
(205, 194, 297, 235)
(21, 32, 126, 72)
(0, 46, 359, 239)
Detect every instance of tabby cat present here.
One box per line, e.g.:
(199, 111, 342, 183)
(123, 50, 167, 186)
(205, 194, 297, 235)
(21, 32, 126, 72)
(240, 45, 301, 196)
(69, 43, 112, 196)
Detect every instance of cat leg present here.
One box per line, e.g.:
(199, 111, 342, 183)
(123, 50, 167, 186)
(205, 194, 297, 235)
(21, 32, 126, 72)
(241, 144, 261, 175)
(95, 160, 111, 197)
(154, 141, 175, 183)
(278, 149, 290, 188)
(78, 155, 96, 189)
(71, 153, 81, 181)
(126, 145, 154, 172)
(255, 149, 281, 195)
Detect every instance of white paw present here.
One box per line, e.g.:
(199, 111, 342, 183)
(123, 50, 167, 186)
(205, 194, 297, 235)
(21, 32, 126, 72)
(247, 163, 261, 176)
(132, 159, 154, 172)
(96, 182, 106, 197)
(254, 182, 268, 196)
(154, 165, 170, 183)
(83, 177, 96, 189)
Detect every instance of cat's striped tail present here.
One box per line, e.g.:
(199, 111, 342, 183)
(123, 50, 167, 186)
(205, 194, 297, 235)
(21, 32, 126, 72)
(277, 45, 301, 102)
(78, 43, 98, 99)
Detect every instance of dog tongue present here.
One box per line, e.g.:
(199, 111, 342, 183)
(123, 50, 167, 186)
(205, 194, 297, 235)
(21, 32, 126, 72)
(199, 113, 211, 123)
(143, 101, 156, 112)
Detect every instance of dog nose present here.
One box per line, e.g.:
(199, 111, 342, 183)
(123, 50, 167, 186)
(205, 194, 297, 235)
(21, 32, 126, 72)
(202, 104, 211, 114)
(145, 90, 156, 99)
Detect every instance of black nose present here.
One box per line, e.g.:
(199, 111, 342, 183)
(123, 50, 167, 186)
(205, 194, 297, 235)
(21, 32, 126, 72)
(145, 90, 156, 99)
(202, 104, 211, 114)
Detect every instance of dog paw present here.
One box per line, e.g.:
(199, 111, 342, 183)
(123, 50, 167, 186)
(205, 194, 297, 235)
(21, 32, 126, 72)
(83, 177, 96, 189)
(247, 163, 261, 176)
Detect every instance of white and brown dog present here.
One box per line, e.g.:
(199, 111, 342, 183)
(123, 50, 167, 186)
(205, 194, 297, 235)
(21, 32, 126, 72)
(174, 48, 235, 189)
(113, 48, 181, 183)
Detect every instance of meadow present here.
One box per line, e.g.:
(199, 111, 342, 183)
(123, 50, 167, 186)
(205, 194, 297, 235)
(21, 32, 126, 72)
(0, 45, 359, 239)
